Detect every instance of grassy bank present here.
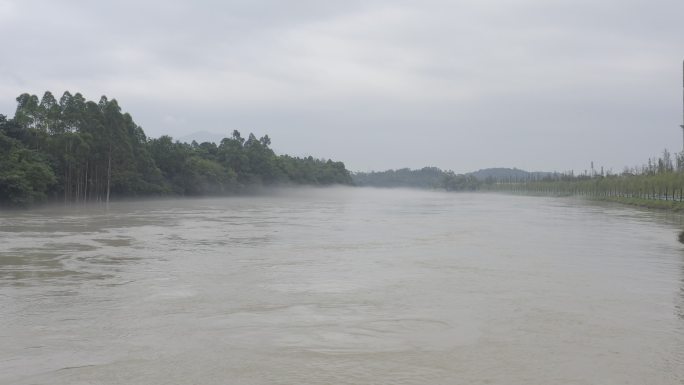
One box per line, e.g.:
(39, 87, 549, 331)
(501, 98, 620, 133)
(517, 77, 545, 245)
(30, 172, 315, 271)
(590, 195, 684, 212)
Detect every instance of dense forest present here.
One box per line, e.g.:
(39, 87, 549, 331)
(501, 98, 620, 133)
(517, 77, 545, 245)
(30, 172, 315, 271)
(0, 91, 352, 207)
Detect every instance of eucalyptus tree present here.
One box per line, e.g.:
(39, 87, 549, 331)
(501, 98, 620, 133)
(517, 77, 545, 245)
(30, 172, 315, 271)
(0, 91, 354, 207)
(0, 116, 55, 206)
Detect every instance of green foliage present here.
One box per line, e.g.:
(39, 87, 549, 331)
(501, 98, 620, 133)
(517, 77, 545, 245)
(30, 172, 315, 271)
(483, 149, 684, 210)
(353, 167, 447, 188)
(442, 172, 480, 191)
(0, 91, 353, 207)
(278, 156, 352, 185)
(0, 127, 56, 206)
(353, 167, 481, 191)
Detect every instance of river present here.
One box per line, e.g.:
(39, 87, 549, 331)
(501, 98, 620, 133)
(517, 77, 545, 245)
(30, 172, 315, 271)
(1, 187, 683, 384)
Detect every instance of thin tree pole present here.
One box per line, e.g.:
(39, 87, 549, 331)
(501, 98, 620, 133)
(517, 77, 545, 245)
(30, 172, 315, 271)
(84, 161, 88, 204)
(681, 60, 684, 153)
(106, 143, 111, 210)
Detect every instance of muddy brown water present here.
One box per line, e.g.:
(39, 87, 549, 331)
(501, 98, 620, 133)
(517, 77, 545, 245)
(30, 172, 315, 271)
(1, 188, 683, 384)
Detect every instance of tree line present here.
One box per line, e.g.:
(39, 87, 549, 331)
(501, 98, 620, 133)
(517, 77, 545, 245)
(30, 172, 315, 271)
(353, 167, 446, 188)
(353, 150, 684, 203)
(0, 91, 352, 207)
(483, 149, 684, 203)
(352, 167, 481, 191)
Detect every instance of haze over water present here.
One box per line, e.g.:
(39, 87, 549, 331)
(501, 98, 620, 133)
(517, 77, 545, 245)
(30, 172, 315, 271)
(1, 188, 683, 384)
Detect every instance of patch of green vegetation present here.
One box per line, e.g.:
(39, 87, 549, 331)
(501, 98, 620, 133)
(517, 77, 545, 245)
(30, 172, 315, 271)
(591, 196, 684, 212)
(0, 91, 353, 207)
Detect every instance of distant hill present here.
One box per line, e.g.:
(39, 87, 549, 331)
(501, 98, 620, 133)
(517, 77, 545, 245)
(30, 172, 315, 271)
(468, 168, 554, 182)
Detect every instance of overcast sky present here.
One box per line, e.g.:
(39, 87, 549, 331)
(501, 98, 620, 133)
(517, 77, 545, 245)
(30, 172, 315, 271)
(0, 0, 682, 173)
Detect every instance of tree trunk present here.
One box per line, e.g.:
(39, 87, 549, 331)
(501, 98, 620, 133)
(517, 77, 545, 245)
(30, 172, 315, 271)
(106, 144, 112, 210)
(85, 161, 89, 204)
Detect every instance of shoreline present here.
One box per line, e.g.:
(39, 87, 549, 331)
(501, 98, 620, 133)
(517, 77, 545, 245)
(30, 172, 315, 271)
(589, 196, 684, 213)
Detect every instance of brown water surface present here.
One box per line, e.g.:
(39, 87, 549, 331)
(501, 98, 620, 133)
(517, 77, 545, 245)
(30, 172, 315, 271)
(1, 188, 683, 384)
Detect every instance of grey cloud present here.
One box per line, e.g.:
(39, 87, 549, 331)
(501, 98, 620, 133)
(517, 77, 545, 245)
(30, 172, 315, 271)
(0, 0, 682, 173)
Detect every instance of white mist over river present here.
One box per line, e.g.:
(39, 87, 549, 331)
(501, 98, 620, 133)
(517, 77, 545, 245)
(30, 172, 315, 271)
(1, 188, 683, 384)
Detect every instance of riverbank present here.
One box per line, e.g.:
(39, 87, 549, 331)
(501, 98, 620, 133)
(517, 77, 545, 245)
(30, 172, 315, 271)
(590, 196, 684, 212)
